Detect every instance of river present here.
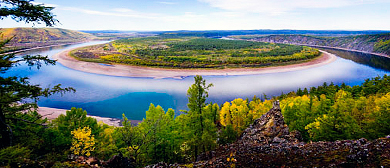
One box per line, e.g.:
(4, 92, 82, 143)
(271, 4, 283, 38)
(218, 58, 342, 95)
(4, 41, 390, 120)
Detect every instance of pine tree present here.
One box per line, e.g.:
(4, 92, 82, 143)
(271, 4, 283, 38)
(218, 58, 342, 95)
(0, 0, 72, 148)
(185, 75, 213, 160)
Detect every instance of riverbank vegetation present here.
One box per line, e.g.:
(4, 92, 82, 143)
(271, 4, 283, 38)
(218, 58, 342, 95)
(70, 36, 320, 69)
(1, 74, 390, 167)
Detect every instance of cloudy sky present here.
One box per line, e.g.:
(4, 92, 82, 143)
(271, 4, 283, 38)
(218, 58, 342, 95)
(2, 0, 390, 31)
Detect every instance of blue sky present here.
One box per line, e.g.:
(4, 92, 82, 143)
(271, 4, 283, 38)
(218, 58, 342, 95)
(2, 0, 390, 31)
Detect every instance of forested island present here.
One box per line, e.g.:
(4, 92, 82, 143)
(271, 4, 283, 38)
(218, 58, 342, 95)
(69, 36, 320, 69)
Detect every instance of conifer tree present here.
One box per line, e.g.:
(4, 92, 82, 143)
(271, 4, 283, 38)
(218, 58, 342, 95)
(0, 0, 72, 148)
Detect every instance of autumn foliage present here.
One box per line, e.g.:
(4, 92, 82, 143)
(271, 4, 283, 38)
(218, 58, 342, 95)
(70, 127, 95, 157)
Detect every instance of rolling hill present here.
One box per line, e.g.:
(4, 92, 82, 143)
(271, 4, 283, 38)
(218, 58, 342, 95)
(0, 28, 96, 52)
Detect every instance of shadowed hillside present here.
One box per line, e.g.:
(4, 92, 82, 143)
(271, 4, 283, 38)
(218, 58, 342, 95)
(236, 33, 390, 56)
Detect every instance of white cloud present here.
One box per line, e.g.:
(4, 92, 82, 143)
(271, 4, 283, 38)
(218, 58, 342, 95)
(198, 0, 384, 15)
(112, 8, 134, 13)
(59, 7, 159, 19)
(57, 6, 209, 25)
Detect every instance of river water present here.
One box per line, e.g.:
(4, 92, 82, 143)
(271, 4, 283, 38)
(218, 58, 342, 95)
(4, 41, 390, 120)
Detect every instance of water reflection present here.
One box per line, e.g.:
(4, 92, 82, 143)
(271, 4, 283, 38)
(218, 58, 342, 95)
(319, 48, 390, 71)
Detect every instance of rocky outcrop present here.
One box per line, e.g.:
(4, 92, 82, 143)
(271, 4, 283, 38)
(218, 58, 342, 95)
(146, 100, 390, 167)
(189, 100, 390, 168)
(240, 100, 302, 145)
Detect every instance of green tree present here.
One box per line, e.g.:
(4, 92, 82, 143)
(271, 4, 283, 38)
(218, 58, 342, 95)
(0, 0, 58, 26)
(371, 93, 390, 137)
(184, 75, 213, 160)
(114, 114, 145, 166)
(52, 108, 100, 148)
(136, 104, 178, 165)
(305, 90, 362, 141)
(94, 123, 117, 160)
(0, 0, 73, 148)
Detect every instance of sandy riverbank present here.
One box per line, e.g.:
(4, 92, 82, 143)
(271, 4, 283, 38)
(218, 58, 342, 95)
(52, 49, 337, 79)
(37, 107, 141, 127)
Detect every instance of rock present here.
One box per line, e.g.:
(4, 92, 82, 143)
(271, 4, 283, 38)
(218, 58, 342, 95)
(145, 162, 181, 168)
(357, 138, 367, 145)
(86, 157, 100, 166)
(240, 100, 298, 145)
(103, 153, 136, 168)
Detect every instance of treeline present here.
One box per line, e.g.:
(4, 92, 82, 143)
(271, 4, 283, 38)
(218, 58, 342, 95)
(168, 38, 270, 50)
(278, 75, 390, 141)
(219, 75, 390, 142)
(2, 75, 390, 167)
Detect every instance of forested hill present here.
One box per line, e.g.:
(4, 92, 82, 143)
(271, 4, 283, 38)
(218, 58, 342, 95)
(0, 28, 96, 51)
(237, 33, 390, 56)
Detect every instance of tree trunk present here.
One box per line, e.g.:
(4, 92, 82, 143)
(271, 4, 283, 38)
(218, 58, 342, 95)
(0, 107, 11, 148)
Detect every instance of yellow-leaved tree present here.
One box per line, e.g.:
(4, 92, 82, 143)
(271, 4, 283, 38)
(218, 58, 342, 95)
(220, 98, 251, 134)
(70, 126, 95, 157)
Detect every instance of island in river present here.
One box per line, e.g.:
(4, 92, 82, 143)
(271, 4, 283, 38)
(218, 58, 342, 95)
(54, 48, 335, 79)
(53, 36, 335, 79)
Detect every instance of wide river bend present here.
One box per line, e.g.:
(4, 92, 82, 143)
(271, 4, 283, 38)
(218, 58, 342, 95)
(5, 41, 390, 120)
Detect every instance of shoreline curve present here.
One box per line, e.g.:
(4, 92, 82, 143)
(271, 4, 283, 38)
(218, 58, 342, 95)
(52, 49, 337, 79)
(37, 107, 141, 127)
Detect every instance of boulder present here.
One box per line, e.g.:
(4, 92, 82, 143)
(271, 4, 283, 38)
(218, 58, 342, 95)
(103, 153, 136, 168)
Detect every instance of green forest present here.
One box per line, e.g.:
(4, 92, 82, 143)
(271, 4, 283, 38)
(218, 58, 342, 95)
(1, 74, 390, 167)
(70, 36, 320, 68)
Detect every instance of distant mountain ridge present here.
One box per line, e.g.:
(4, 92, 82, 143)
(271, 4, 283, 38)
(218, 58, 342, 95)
(159, 30, 390, 38)
(244, 33, 390, 56)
